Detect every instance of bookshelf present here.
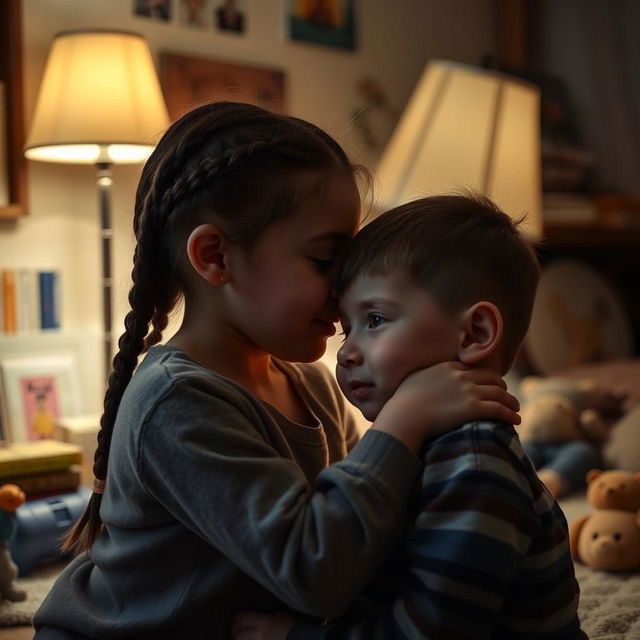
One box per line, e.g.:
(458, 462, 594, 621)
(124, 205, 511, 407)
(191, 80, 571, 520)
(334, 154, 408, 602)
(0, 0, 28, 219)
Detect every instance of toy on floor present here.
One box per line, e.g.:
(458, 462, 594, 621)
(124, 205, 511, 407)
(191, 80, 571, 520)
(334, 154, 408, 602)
(517, 376, 610, 497)
(586, 468, 640, 511)
(570, 468, 640, 571)
(0, 483, 27, 602)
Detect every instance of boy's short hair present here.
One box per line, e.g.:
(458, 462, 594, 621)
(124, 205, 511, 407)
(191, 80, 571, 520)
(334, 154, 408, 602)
(336, 193, 540, 372)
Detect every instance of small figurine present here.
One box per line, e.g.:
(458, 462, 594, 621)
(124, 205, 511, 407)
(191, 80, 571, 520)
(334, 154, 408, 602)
(0, 483, 27, 601)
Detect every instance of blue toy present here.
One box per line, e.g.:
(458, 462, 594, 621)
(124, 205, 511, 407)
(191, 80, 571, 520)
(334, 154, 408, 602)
(9, 487, 90, 576)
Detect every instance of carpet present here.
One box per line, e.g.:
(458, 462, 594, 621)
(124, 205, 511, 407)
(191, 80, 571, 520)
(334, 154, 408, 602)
(1, 557, 639, 637)
(0, 561, 63, 627)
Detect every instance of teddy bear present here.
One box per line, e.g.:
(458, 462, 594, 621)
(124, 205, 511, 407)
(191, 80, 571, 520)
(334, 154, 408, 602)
(585, 468, 640, 511)
(569, 468, 640, 571)
(570, 509, 640, 571)
(516, 376, 611, 497)
(0, 483, 27, 602)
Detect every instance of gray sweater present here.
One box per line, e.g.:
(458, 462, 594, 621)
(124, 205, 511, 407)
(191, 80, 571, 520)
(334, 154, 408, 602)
(34, 346, 421, 639)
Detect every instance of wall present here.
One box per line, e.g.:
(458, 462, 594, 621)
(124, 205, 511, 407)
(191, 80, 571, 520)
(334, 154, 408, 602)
(0, 0, 496, 413)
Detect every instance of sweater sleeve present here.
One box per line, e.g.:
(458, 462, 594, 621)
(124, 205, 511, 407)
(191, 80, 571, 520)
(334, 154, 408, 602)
(287, 423, 543, 640)
(136, 376, 421, 620)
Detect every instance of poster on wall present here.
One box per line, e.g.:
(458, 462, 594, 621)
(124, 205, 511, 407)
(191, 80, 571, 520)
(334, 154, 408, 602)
(287, 0, 356, 51)
(160, 53, 287, 121)
(133, 0, 171, 22)
(177, 0, 247, 33)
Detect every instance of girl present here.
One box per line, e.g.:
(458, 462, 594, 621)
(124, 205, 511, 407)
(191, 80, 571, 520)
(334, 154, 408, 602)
(33, 102, 519, 639)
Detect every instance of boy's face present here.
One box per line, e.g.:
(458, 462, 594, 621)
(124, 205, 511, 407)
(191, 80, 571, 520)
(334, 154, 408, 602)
(336, 270, 461, 422)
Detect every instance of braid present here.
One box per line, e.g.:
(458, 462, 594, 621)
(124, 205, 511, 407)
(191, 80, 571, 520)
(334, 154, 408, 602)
(62, 228, 158, 553)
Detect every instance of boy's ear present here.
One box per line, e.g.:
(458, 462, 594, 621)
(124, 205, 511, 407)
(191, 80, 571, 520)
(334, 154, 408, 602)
(186, 224, 230, 285)
(457, 301, 503, 366)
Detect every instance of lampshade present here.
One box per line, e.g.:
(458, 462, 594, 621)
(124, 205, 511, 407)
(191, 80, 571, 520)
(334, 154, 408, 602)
(25, 30, 169, 164)
(376, 60, 542, 239)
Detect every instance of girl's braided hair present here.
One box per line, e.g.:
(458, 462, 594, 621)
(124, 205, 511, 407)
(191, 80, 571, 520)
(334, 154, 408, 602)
(64, 102, 361, 552)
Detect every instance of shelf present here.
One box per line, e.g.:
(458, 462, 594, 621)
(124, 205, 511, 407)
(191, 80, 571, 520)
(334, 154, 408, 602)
(541, 222, 640, 252)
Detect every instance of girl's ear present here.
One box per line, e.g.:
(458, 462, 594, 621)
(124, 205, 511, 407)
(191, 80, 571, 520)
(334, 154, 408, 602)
(457, 301, 503, 366)
(186, 224, 230, 285)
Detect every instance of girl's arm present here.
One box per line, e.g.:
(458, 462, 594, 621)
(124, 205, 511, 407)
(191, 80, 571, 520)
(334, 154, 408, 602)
(137, 364, 518, 620)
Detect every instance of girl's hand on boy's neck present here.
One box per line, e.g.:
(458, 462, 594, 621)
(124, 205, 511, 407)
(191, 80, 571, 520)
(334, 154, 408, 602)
(371, 361, 520, 455)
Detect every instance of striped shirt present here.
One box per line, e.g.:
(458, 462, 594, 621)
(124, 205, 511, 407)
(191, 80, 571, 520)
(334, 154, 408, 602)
(290, 421, 585, 640)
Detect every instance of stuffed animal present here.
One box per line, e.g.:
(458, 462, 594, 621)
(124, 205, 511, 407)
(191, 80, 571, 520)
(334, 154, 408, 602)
(0, 483, 26, 602)
(517, 376, 610, 496)
(585, 468, 640, 511)
(569, 468, 640, 571)
(570, 509, 640, 571)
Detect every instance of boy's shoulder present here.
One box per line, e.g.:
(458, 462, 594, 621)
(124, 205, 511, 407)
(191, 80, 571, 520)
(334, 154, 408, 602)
(419, 419, 539, 492)
(421, 418, 518, 457)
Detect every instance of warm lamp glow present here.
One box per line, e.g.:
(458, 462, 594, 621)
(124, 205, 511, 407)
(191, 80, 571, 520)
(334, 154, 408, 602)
(376, 60, 542, 239)
(23, 30, 170, 381)
(24, 30, 169, 164)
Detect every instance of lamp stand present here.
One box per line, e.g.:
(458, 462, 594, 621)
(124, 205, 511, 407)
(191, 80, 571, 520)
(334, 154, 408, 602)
(96, 162, 113, 382)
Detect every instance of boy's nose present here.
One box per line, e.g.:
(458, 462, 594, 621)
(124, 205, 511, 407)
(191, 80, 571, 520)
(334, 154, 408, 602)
(337, 340, 362, 367)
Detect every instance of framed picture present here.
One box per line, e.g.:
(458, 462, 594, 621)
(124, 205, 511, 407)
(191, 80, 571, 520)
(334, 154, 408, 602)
(160, 53, 287, 121)
(0, 354, 82, 442)
(0, 81, 8, 206)
(133, 0, 171, 21)
(214, 0, 246, 33)
(179, 0, 211, 28)
(286, 0, 356, 51)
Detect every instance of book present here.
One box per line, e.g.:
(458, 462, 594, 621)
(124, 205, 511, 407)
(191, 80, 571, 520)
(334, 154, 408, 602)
(54, 414, 100, 487)
(0, 439, 82, 478)
(2, 269, 17, 334)
(17, 268, 40, 332)
(1, 467, 80, 498)
(39, 270, 61, 330)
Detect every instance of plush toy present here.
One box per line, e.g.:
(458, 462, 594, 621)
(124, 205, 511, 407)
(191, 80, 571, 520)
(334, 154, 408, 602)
(570, 509, 640, 571)
(0, 483, 26, 602)
(569, 468, 640, 571)
(585, 468, 640, 511)
(517, 376, 610, 496)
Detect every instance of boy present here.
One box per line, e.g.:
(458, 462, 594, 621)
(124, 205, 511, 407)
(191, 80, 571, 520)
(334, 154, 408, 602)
(232, 194, 585, 639)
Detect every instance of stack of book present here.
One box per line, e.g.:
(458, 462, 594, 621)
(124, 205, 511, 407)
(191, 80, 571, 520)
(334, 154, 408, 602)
(0, 268, 61, 334)
(0, 439, 82, 501)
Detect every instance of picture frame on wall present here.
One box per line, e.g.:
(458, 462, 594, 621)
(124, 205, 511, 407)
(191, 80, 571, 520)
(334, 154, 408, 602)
(0, 81, 9, 206)
(214, 0, 246, 34)
(0, 354, 82, 442)
(160, 52, 287, 121)
(133, 0, 171, 22)
(287, 0, 356, 51)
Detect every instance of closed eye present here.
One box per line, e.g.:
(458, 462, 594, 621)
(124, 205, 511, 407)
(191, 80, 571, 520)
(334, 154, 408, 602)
(310, 257, 333, 272)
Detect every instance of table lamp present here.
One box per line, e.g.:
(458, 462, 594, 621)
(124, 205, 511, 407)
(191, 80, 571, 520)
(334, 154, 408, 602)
(24, 30, 170, 380)
(375, 59, 542, 239)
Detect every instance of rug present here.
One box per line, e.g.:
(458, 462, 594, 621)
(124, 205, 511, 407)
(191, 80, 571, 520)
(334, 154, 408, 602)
(0, 561, 63, 627)
(1, 560, 639, 637)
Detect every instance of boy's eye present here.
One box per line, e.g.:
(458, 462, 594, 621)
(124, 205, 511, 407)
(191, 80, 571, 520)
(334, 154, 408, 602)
(367, 314, 386, 329)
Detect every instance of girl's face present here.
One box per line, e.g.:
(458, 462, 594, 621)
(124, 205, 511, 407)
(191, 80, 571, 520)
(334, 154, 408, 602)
(224, 173, 361, 363)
